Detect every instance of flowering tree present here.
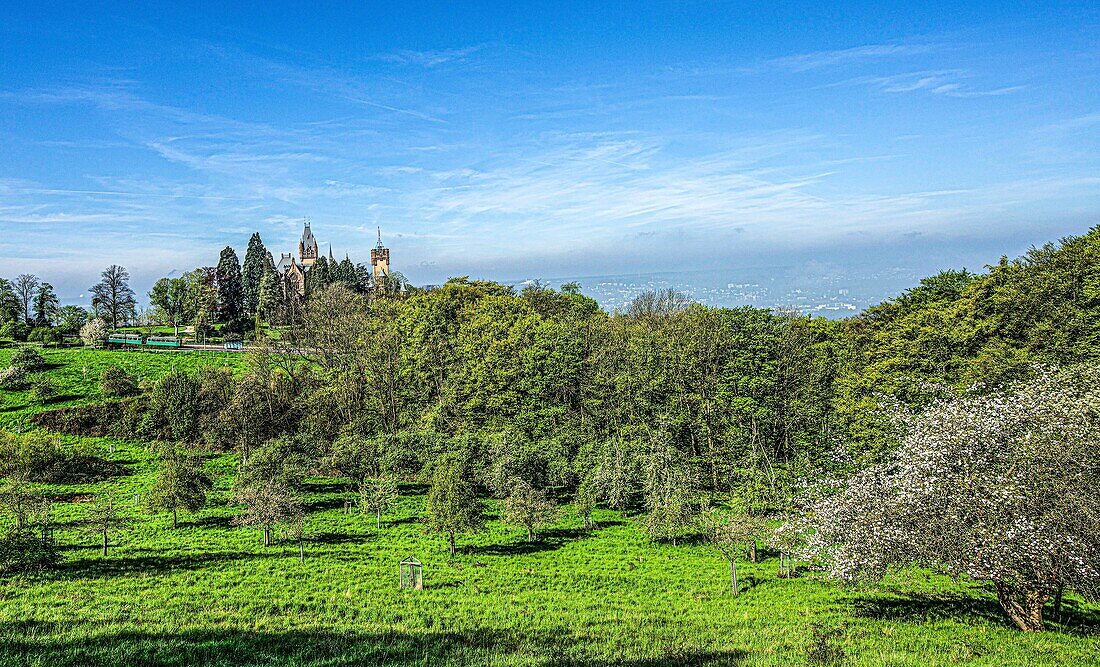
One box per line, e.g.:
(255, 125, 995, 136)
(79, 318, 110, 348)
(807, 366, 1100, 631)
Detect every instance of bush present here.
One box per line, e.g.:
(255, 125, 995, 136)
(0, 367, 28, 390)
(31, 398, 144, 439)
(9, 347, 45, 371)
(27, 327, 62, 346)
(30, 378, 56, 402)
(0, 320, 29, 342)
(100, 365, 137, 397)
(0, 431, 123, 483)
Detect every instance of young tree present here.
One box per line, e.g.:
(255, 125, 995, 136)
(426, 453, 485, 556)
(90, 265, 136, 329)
(574, 472, 600, 531)
(807, 366, 1100, 631)
(233, 484, 303, 547)
(0, 476, 34, 531)
(359, 475, 399, 529)
(147, 447, 213, 528)
(241, 232, 269, 317)
(32, 283, 59, 326)
(232, 437, 308, 546)
(216, 247, 244, 323)
(14, 274, 39, 324)
(642, 433, 699, 547)
(503, 480, 559, 541)
(701, 505, 767, 596)
(84, 493, 133, 557)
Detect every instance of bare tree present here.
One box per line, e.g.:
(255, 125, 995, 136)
(14, 274, 39, 324)
(90, 265, 136, 329)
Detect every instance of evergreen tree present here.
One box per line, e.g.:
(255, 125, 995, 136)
(241, 233, 268, 317)
(216, 247, 244, 323)
(0, 279, 20, 323)
(304, 256, 331, 296)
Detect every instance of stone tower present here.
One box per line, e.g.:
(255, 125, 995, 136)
(298, 220, 318, 267)
(371, 227, 390, 285)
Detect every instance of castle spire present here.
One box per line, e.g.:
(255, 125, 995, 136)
(376, 226, 384, 249)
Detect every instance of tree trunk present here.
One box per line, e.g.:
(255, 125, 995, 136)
(749, 542, 757, 563)
(730, 559, 738, 597)
(172, 509, 178, 529)
(527, 527, 533, 541)
(448, 530, 456, 557)
(299, 539, 304, 563)
(1053, 585, 1064, 622)
(376, 509, 381, 530)
(263, 526, 271, 547)
(102, 528, 108, 556)
(995, 581, 1048, 632)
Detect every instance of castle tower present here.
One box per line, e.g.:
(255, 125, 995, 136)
(371, 227, 390, 285)
(298, 219, 318, 267)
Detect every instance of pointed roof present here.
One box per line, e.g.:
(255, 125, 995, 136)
(300, 219, 316, 248)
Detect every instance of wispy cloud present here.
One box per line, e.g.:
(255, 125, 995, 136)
(374, 44, 486, 67)
(755, 42, 940, 72)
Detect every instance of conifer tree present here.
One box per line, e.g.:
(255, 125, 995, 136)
(241, 233, 268, 317)
(216, 247, 244, 323)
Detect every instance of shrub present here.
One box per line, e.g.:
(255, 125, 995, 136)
(0, 367, 28, 390)
(30, 378, 56, 402)
(100, 366, 137, 397)
(0, 320, 29, 342)
(31, 398, 143, 439)
(79, 318, 109, 348)
(0, 431, 123, 483)
(9, 347, 46, 371)
(27, 327, 62, 346)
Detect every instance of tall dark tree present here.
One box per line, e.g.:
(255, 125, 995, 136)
(304, 255, 331, 296)
(241, 233, 269, 317)
(14, 274, 39, 325)
(32, 283, 59, 326)
(90, 265, 136, 330)
(0, 279, 20, 323)
(215, 247, 244, 323)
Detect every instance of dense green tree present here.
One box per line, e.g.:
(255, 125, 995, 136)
(55, 305, 88, 335)
(216, 247, 244, 323)
(241, 233, 269, 317)
(149, 277, 192, 336)
(32, 282, 59, 326)
(0, 278, 20, 323)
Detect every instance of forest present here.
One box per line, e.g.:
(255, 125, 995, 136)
(0, 227, 1098, 665)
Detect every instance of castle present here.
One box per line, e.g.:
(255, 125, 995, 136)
(274, 220, 391, 294)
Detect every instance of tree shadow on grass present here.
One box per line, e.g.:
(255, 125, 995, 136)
(300, 480, 351, 494)
(0, 626, 748, 667)
(853, 592, 1010, 627)
(467, 527, 590, 557)
(48, 550, 281, 580)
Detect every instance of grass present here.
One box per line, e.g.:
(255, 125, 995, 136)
(0, 348, 1097, 666)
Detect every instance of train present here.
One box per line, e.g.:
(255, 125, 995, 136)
(106, 333, 182, 349)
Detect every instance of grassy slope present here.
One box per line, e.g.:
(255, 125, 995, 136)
(0, 348, 1096, 667)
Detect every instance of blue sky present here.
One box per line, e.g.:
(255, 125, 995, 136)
(1, 2, 1098, 300)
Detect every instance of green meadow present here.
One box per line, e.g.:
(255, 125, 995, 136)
(0, 347, 1097, 666)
